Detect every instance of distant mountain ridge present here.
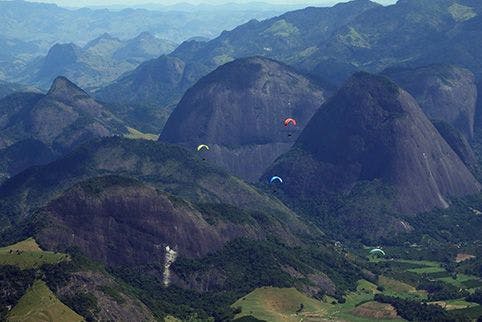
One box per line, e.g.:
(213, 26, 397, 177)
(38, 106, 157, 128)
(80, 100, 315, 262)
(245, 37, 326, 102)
(17, 32, 176, 90)
(95, 0, 379, 131)
(97, 0, 482, 132)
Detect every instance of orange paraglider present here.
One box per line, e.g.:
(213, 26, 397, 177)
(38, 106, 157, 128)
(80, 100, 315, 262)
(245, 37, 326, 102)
(284, 118, 297, 126)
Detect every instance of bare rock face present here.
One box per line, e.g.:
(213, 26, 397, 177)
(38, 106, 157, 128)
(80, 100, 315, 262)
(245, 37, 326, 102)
(160, 56, 327, 181)
(432, 120, 478, 172)
(267, 72, 480, 215)
(383, 64, 478, 140)
(35, 174, 315, 268)
(37, 178, 250, 265)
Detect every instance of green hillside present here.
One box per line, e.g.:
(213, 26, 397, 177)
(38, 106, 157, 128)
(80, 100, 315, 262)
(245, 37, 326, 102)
(0, 238, 68, 269)
(7, 280, 84, 322)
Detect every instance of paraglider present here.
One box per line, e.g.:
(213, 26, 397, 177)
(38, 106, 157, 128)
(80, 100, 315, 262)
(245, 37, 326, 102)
(196, 144, 209, 151)
(284, 118, 297, 126)
(196, 144, 209, 161)
(284, 118, 297, 137)
(369, 248, 386, 256)
(270, 176, 283, 184)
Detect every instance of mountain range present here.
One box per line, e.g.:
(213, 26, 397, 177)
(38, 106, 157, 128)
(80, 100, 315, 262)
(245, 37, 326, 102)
(13, 32, 176, 90)
(0, 76, 128, 180)
(96, 0, 482, 133)
(1, 0, 482, 321)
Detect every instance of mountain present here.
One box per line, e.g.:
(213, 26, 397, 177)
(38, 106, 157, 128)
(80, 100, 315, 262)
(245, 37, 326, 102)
(383, 64, 478, 140)
(0, 80, 40, 99)
(96, 55, 211, 132)
(112, 32, 177, 63)
(95, 0, 378, 131)
(0, 36, 40, 81)
(0, 1, 285, 86)
(0, 137, 310, 237)
(432, 120, 478, 171)
(17, 32, 177, 90)
(311, 0, 482, 74)
(0, 76, 127, 178)
(96, 0, 482, 133)
(160, 57, 327, 181)
(265, 72, 480, 239)
(0, 137, 365, 319)
(0, 0, 288, 65)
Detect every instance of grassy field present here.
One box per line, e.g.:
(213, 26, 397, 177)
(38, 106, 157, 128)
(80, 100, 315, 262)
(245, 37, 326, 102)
(328, 280, 403, 322)
(378, 258, 482, 288)
(232, 287, 326, 321)
(125, 127, 159, 141)
(378, 276, 427, 299)
(0, 238, 69, 269)
(352, 301, 399, 320)
(233, 282, 404, 322)
(7, 280, 84, 322)
(407, 266, 446, 274)
(232, 253, 482, 322)
(429, 299, 479, 310)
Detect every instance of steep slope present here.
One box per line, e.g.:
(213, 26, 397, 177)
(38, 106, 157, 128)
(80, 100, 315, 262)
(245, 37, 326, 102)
(266, 73, 480, 238)
(96, 55, 210, 132)
(383, 64, 478, 140)
(160, 57, 327, 181)
(0, 137, 364, 319)
(0, 137, 309, 240)
(310, 0, 482, 73)
(432, 120, 478, 171)
(35, 175, 305, 266)
(0, 77, 127, 178)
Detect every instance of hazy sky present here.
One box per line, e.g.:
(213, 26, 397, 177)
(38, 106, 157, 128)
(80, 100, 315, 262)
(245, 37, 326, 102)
(26, 0, 397, 8)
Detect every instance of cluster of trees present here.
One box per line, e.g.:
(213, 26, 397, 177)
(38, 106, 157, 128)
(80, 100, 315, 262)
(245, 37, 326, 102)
(62, 292, 100, 322)
(417, 280, 469, 301)
(466, 288, 482, 305)
(0, 266, 36, 320)
(110, 237, 363, 320)
(374, 294, 451, 321)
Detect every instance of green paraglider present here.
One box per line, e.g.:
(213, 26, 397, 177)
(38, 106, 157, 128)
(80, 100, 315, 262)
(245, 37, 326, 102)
(369, 248, 386, 256)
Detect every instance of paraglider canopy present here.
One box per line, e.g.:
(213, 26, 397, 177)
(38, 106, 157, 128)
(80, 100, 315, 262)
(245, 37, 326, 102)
(369, 248, 386, 256)
(270, 176, 283, 184)
(197, 144, 209, 151)
(284, 118, 297, 126)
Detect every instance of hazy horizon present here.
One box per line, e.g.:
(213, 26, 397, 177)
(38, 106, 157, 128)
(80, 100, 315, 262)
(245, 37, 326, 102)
(8, 0, 397, 9)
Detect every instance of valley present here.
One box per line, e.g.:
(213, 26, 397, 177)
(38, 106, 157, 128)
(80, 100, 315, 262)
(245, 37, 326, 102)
(1, 0, 482, 321)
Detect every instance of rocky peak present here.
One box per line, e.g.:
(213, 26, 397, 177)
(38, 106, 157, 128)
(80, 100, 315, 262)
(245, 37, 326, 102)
(46, 76, 90, 102)
(268, 72, 480, 214)
(160, 56, 327, 181)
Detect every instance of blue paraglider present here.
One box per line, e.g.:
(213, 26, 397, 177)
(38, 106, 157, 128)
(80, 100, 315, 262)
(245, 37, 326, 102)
(270, 176, 283, 184)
